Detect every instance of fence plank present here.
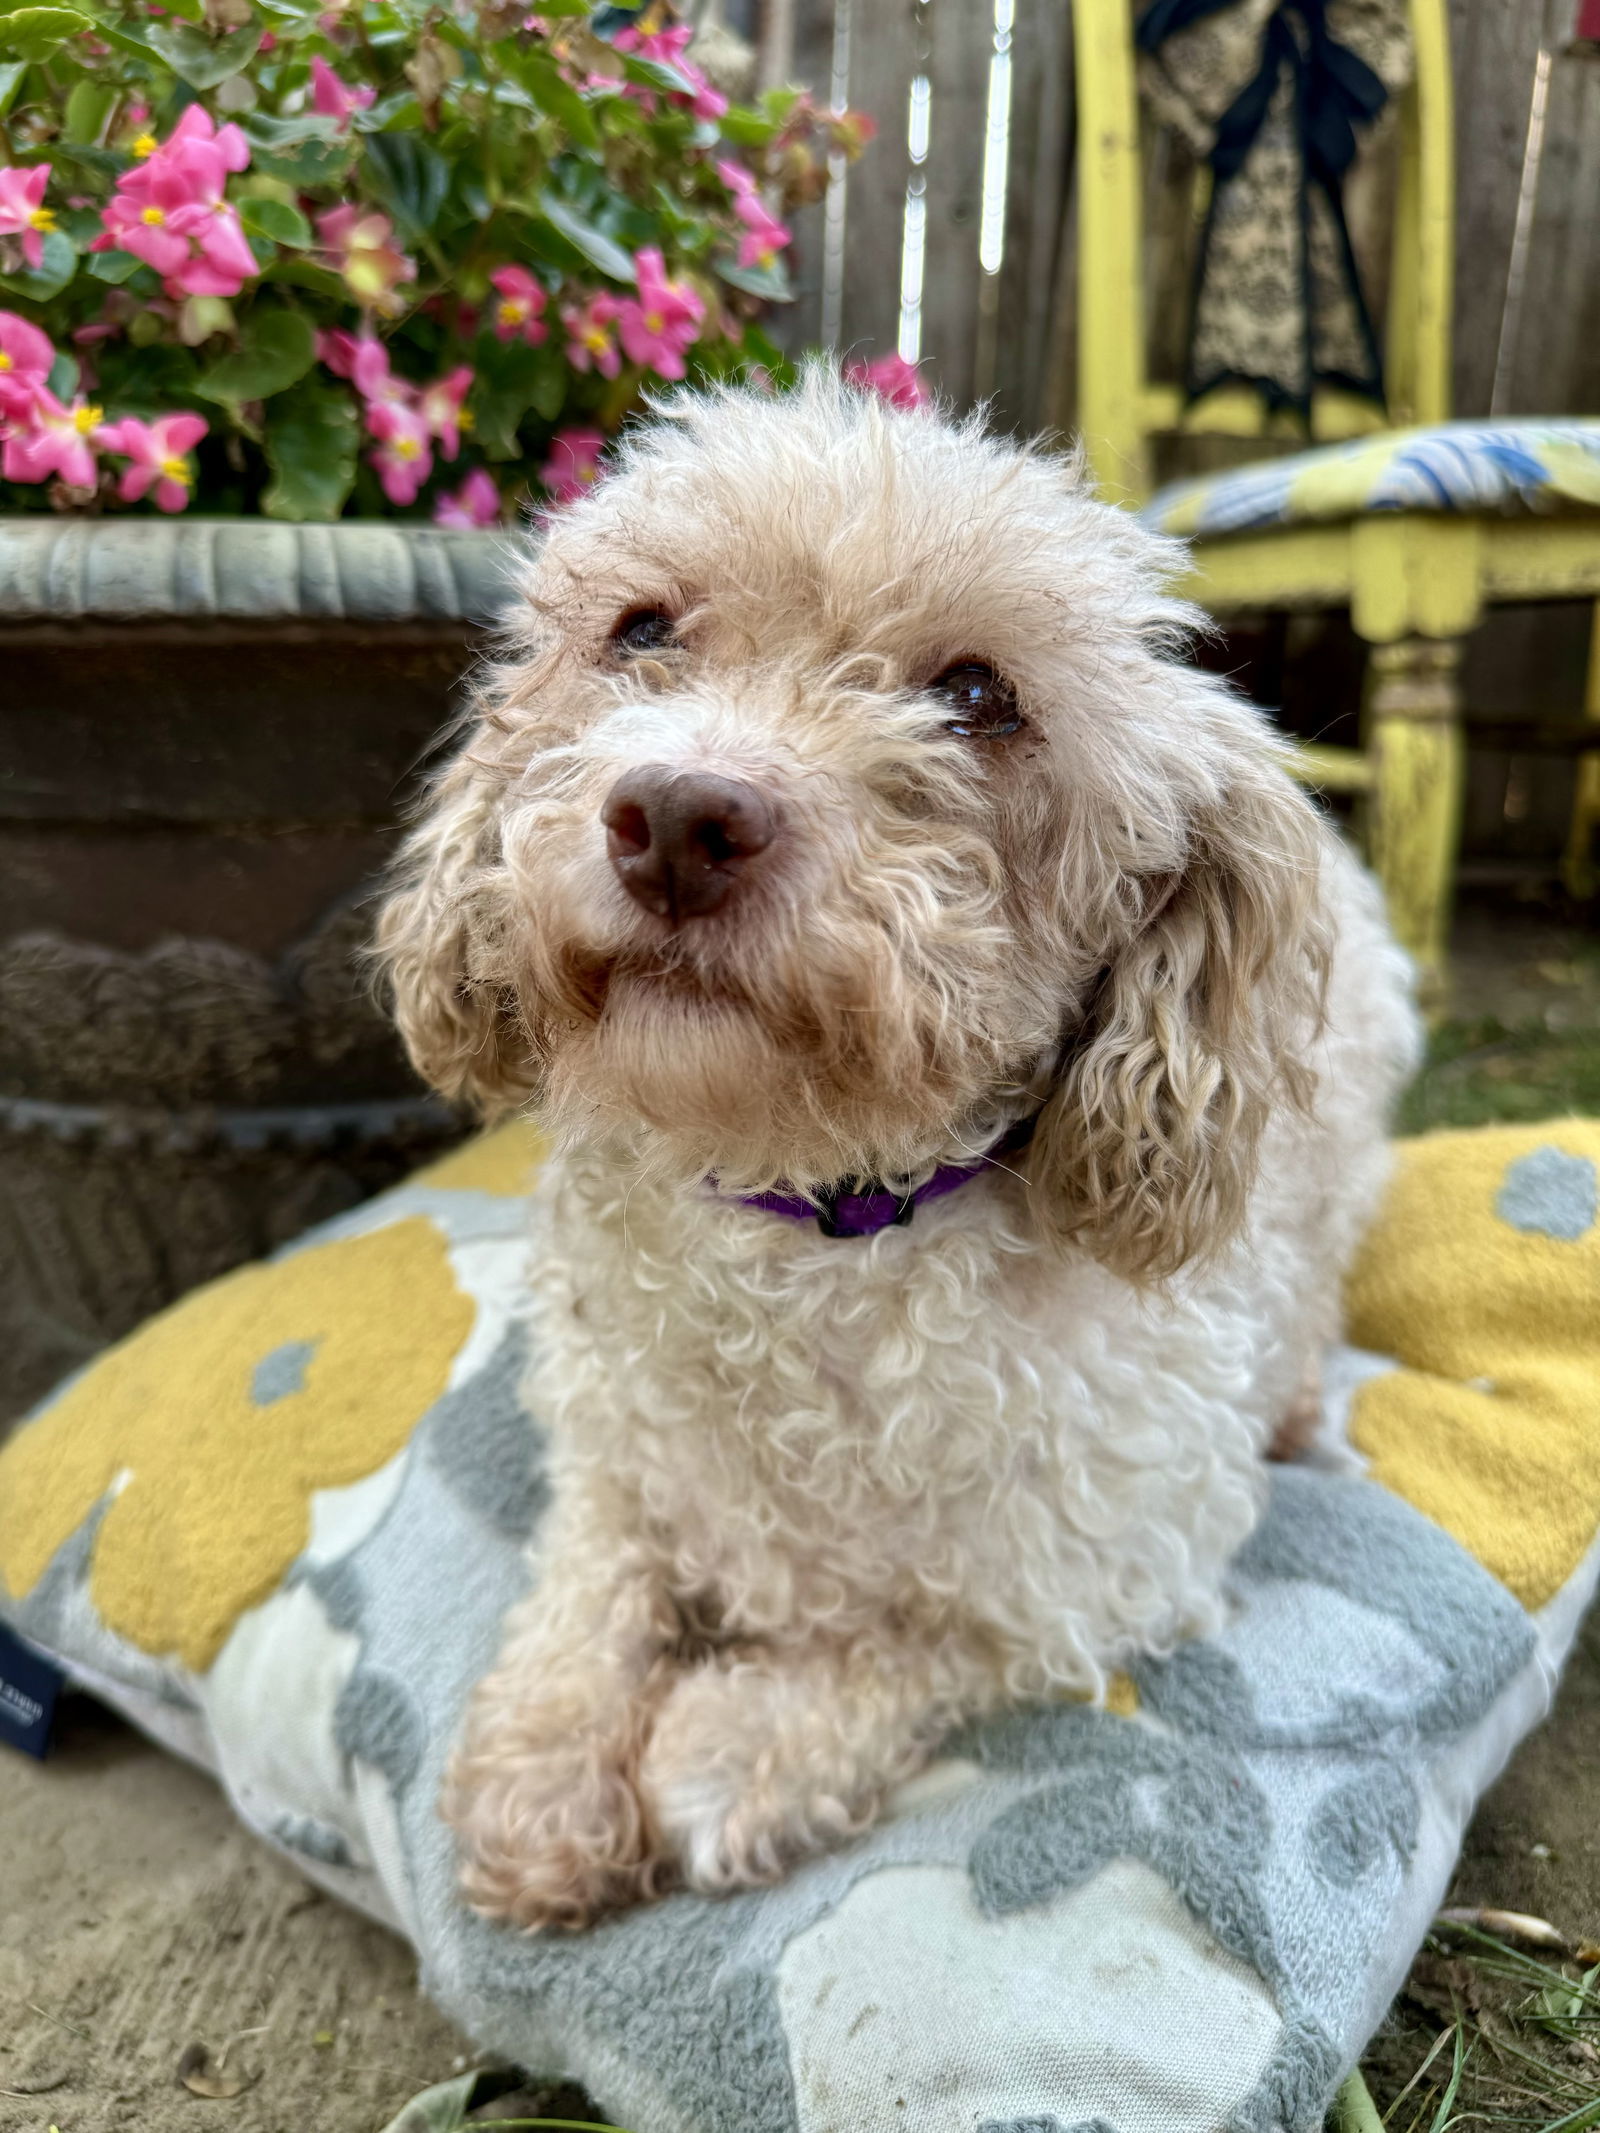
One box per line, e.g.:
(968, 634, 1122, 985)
(838, 0, 923, 369)
(988, 0, 1074, 432)
(1498, 42, 1600, 415)
(914, 2, 995, 405)
(1447, 0, 1545, 416)
(768, 0, 837, 355)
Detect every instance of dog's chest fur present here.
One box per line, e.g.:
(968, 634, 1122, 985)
(523, 1151, 1278, 1690)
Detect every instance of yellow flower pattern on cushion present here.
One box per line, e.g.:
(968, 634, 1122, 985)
(1345, 1123, 1600, 1612)
(0, 1218, 473, 1670)
(410, 1117, 547, 1196)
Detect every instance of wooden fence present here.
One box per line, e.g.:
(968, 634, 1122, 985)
(742, 0, 1600, 436)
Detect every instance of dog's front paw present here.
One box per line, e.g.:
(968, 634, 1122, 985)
(446, 1721, 666, 1931)
(641, 1663, 878, 1895)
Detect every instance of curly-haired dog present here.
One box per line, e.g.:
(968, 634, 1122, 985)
(377, 368, 1420, 1930)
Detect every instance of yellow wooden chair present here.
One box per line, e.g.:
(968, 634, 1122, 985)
(1074, 0, 1600, 999)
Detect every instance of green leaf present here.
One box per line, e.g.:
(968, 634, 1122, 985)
(0, 225, 77, 300)
(469, 337, 566, 459)
(0, 7, 90, 61)
(713, 251, 793, 302)
(158, 0, 207, 22)
(196, 308, 317, 404)
(362, 129, 451, 238)
(504, 49, 599, 148)
(64, 77, 116, 141)
(0, 58, 28, 111)
(87, 247, 144, 285)
(375, 2070, 477, 2133)
(263, 372, 359, 520)
(89, 13, 155, 58)
(239, 196, 313, 248)
(535, 190, 635, 282)
(263, 253, 346, 299)
(238, 116, 352, 186)
(46, 350, 79, 399)
(714, 105, 778, 147)
(146, 20, 262, 86)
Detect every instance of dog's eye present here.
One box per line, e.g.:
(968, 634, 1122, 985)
(930, 662, 1022, 739)
(611, 608, 678, 655)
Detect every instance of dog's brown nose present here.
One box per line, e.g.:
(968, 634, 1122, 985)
(602, 767, 775, 921)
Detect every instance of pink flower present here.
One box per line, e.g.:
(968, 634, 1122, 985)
(0, 163, 54, 270)
(844, 352, 930, 411)
(1, 385, 102, 490)
(368, 399, 433, 505)
(613, 22, 727, 120)
(418, 364, 473, 459)
(539, 423, 605, 504)
(717, 159, 792, 269)
(0, 310, 55, 411)
(96, 410, 208, 512)
(736, 198, 790, 271)
(310, 54, 375, 128)
(94, 108, 256, 299)
(488, 264, 547, 346)
(614, 247, 703, 381)
(561, 290, 621, 378)
(316, 326, 364, 378)
(316, 204, 414, 313)
(433, 467, 501, 528)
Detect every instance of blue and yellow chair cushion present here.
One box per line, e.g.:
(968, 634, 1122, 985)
(1144, 418, 1600, 539)
(1, 1120, 1598, 2133)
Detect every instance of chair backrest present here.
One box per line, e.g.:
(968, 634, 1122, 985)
(1074, 0, 1455, 504)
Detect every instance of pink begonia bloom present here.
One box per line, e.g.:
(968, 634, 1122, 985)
(614, 247, 703, 381)
(433, 467, 501, 528)
(94, 108, 256, 298)
(717, 160, 791, 267)
(844, 351, 930, 411)
(0, 310, 55, 408)
(96, 411, 208, 512)
(310, 54, 375, 127)
(316, 326, 364, 378)
(735, 198, 789, 271)
(539, 424, 605, 504)
(561, 290, 621, 378)
(0, 163, 55, 271)
(316, 204, 414, 312)
(417, 365, 473, 460)
(368, 398, 433, 506)
(612, 21, 727, 120)
(1, 386, 102, 489)
(488, 264, 547, 346)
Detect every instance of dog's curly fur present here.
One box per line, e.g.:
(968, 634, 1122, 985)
(376, 368, 1421, 1930)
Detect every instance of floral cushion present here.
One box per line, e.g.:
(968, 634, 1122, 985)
(1, 1121, 1599, 2133)
(1143, 419, 1600, 539)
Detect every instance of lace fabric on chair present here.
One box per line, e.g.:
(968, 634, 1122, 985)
(1136, 0, 1412, 415)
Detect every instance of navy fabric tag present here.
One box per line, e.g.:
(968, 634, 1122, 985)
(0, 1624, 64, 1758)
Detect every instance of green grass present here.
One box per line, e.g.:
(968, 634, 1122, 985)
(1399, 1016, 1600, 1135)
(1354, 1923, 1600, 2130)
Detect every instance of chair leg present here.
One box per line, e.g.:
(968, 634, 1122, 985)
(1561, 599, 1600, 901)
(1364, 635, 1464, 1011)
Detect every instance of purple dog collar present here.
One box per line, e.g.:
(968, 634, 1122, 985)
(726, 1115, 1038, 1239)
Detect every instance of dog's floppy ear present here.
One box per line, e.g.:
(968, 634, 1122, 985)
(1026, 762, 1330, 1281)
(373, 745, 535, 1113)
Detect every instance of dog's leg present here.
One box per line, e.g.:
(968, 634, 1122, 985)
(640, 1636, 974, 1893)
(444, 1516, 680, 1931)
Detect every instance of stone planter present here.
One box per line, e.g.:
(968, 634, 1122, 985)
(0, 517, 511, 1423)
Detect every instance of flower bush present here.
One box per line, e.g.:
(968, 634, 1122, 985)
(0, 0, 874, 523)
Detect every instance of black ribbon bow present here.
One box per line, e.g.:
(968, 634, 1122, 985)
(1136, 0, 1393, 413)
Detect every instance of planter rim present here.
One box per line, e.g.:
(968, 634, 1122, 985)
(0, 515, 516, 626)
